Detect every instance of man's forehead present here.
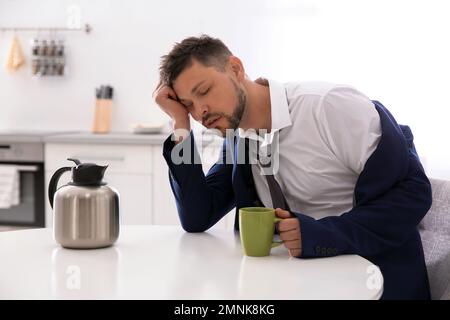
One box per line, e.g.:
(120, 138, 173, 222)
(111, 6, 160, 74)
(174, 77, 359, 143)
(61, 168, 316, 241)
(173, 60, 224, 95)
(175, 62, 209, 87)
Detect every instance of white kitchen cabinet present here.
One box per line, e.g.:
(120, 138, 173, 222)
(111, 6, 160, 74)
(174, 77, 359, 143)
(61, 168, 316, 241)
(45, 143, 153, 227)
(104, 173, 152, 224)
(152, 137, 235, 231)
(45, 171, 152, 226)
(45, 134, 235, 230)
(151, 145, 180, 226)
(45, 143, 152, 174)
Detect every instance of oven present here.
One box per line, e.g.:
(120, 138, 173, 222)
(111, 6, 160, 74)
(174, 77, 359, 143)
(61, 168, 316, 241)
(0, 140, 45, 227)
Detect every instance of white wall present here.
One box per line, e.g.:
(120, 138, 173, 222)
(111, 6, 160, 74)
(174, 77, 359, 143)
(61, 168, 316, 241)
(0, 0, 449, 179)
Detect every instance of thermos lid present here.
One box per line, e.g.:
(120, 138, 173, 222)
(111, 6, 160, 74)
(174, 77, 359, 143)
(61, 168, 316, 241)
(67, 158, 108, 186)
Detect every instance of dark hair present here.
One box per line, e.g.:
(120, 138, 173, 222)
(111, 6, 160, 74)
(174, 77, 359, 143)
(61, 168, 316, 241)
(157, 34, 233, 90)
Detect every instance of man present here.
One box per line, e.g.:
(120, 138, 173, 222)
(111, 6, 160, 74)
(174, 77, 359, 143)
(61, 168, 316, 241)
(154, 35, 432, 299)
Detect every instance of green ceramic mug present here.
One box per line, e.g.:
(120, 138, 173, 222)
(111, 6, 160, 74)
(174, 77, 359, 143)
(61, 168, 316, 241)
(239, 207, 283, 257)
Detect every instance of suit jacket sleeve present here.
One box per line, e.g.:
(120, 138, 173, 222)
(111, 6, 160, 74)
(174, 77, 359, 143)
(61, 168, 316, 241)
(162, 131, 235, 232)
(293, 101, 432, 258)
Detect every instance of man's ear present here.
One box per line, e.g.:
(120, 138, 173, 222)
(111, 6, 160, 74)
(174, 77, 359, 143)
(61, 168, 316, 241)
(229, 56, 245, 81)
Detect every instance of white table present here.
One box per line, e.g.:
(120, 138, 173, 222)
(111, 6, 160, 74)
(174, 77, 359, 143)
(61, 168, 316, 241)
(0, 226, 383, 300)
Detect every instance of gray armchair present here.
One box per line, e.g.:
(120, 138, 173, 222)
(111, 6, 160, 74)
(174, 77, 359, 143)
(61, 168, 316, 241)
(419, 178, 450, 300)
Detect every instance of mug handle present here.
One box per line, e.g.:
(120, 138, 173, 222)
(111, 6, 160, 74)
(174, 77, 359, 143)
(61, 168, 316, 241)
(272, 217, 283, 248)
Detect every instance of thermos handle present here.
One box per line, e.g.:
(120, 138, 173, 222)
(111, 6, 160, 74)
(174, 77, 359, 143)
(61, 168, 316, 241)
(48, 167, 72, 209)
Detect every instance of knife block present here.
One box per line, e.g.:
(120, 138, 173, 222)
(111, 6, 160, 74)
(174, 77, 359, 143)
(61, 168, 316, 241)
(92, 99, 112, 133)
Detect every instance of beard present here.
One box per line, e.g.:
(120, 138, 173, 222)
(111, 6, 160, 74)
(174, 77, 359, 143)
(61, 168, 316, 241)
(227, 78, 247, 129)
(204, 77, 247, 136)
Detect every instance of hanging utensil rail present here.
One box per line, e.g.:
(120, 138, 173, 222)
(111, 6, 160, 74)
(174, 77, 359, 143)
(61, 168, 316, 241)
(0, 23, 92, 34)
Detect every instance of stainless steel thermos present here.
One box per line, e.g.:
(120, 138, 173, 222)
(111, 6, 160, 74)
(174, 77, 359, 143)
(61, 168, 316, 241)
(48, 158, 120, 249)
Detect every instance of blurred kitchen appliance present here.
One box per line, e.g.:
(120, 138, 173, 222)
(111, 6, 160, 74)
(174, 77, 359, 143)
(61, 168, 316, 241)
(0, 132, 46, 227)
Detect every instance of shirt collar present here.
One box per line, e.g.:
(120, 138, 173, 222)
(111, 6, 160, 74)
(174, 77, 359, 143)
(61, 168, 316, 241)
(238, 78, 292, 143)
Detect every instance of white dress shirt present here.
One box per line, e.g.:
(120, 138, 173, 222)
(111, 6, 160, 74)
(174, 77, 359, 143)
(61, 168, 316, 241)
(239, 80, 382, 220)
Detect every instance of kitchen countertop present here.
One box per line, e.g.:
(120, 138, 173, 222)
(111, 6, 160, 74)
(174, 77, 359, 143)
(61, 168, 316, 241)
(0, 130, 168, 145)
(0, 130, 78, 143)
(43, 131, 171, 145)
(0, 225, 383, 299)
(43, 131, 224, 146)
(0, 129, 224, 146)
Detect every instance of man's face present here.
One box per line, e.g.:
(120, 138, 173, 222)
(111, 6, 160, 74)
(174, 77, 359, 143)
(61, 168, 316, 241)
(172, 58, 247, 136)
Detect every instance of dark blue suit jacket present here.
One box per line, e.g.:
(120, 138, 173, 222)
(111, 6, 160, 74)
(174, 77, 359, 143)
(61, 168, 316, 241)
(162, 100, 432, 300)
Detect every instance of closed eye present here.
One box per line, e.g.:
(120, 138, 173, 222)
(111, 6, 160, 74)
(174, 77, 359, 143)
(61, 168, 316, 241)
(179, 99, 192, 108)
(200, 87, 210, 96)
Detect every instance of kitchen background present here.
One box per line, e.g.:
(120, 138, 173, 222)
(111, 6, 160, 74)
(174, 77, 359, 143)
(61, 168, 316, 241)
(0, 0, 449, 229)
(1, 0, 449, 179)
